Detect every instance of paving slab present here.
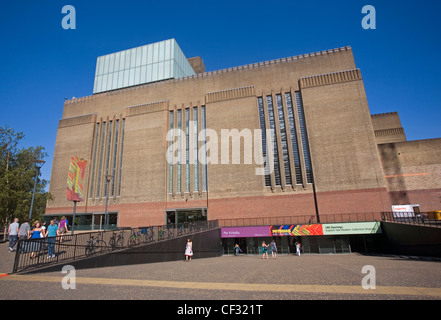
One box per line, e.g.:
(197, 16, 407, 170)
(1, 241, 441, 301)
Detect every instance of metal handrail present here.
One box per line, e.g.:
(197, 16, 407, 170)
(12, 220, 219, 273)
(381, 212, 441, 227)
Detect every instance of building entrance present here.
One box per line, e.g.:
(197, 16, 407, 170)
(93, 214, 105, 230)
(222, 237, 248, 255)
(221, 237, 292, 255)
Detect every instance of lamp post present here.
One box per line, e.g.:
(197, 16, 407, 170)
(71, 200, 78, 236)
(104, 171, 113, 230)
(28, 159, 45, 221)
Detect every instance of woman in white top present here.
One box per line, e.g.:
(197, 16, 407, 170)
(185, 238, 193, 262)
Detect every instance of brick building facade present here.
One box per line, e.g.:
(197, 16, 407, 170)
(45, 40, 441, 229)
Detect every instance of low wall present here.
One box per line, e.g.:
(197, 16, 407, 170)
(380, 222, 441, 257)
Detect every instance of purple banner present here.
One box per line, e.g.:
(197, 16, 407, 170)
(221, 226, 271, 238)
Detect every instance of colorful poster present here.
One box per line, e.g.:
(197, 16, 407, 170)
(66, 156, 87, 202)
(291, 224, 324, 236)
(270, 225, 294, 236)
(221, 226, 270, 238)
(270, 224, 324, 236)
(270, 223, 379, 236)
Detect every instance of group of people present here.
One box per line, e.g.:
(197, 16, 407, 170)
(261, 240, 279, 259)
(8, 216, 69, 259)
(233, 240, 302, 258)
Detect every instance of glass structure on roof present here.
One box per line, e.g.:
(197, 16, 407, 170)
(93, 39, 196, 94)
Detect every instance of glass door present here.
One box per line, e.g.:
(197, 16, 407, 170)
(166, 211, 176, 225)
(93, 214, 104, 230)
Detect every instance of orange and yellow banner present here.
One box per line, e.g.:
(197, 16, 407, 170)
(66, 156, 87, 202)
(270, 224, 324, 236)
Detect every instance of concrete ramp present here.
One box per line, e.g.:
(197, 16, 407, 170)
(20, 228, 221, 274)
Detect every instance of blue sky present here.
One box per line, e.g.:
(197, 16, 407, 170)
(1, 0, 440, 184)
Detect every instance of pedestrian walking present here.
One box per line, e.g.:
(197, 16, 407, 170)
(40, 221, 46, 238)
(8, 218, 19, 252)
(270, 240, 277, 259)
(45, 219, 59, 259)
(18, 218, 31, 254)
(295, 241, 301, 256)
(234, 243, 241, 256)
(185, 238, 193, 262)
(261, 241, 269, 259)
(29, 221, 44, 259)
(18, 219, 31, 240)
(58, 216, 68, 242)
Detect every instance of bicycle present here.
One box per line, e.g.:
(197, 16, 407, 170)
(127, 230, 142, 247)
(109, 230, 124, 250)
(84, 232, 107, 256)
(158, 228, 166, 241)
(142, 227, 154, 243)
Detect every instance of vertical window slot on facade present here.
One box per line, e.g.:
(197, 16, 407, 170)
(266, 95, 281, 186)
(295, 91, 313, 183)
(96, 122, 106, 198)
(201, 106, 208, 191)
(89, 123, 100, 198)
(177, 109, 182, 193)
(117, 119, 125, 196)
(276, 94, 292, 186)
(193, 107, 199, 192)
(104, 121, 113, 197)
(185, 108, 190, 192)
(90, 120, 125, 199)
(111, 119, 119, 197)
(257, 97, 271, 187)
(168, 111, 174, 193)
(285, 93, 303, 185)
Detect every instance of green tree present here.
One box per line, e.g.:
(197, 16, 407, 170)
(0, 125, 53, 227)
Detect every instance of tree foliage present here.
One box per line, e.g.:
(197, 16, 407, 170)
(0, 125, 53, 226)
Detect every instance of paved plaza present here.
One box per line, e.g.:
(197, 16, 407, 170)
(1, 242, 441, 300)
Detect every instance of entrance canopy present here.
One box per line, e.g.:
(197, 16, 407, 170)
(221, 222, 381, 238)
